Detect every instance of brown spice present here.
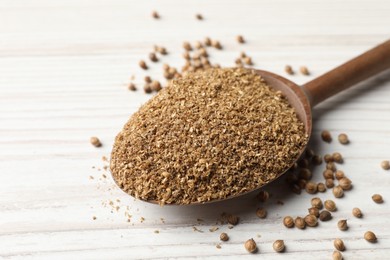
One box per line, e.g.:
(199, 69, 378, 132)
(128, 83, 137, 91)
(243, 57, 253, 66)
(311, 197, 323, 209)
(321, 130, 332, 142)
(204, 37, 212, 46)
(273, 240, 285, 253)
(334, 238, 345, 251)
(90, 137, 102, 147)
(304, 214, 318, 227)
(299, 168, 312, 180)
(151, 80, 162, 92)
(333, 186, 344, 198)
(183, 42, 192, 51)
(144, 76, 152, 83)
(149, 52, 158, 62)
(244, 239, 257, 253)
(372, 194, 383, 204)
(317, 183, 326, 192)
(337, 219, 348, 231)
(294, 217, 306, 229)
(319, 210, 332, 221)
(220, 232, 229, 241)
(283, 216, 294, 228)
(332, 251, 343, 260)
(308, 207, 320, 217)
(257, 190, 270, 202)
(364, 231, 377, 243)
(338, 133, 349, 144)
(111, 68, 307, 204)
(324, 154, 333, 163)
(195, 14, 203, 20)
(325, 200, 337, 212)
(300, 66, 310, 75)
(298, 158, 309, 168)
(312, 155, 323, 165)
(323, 169, 334, 179)
(326, 178, 335, 188)
(236, 35, 245, 44)
(227, 214, 239, 225)
(327, 162, 337, 171)
(381, 160, 390, 170)
(305, 181, 317, 194)
(335, 170, 345, 180)
(139, 60, 148, 70)
(284, 65, 294, 75)
(256, 208, 267, 219)
(352, 207, 363, 218)
(152, 11, 160, 19)
(143, 84, 152, 94)
(332, 152, 343, 163)
(211, 40, 222, 49)
(338, 177, 352, 190)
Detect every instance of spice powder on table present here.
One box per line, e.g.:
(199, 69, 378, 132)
(110, 68, 308, 205)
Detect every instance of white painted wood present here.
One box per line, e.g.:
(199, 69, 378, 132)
(0, 0, 389, 259)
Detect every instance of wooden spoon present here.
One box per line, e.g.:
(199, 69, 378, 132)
(148, 39, 390, 205)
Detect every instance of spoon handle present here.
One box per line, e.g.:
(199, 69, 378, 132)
(302, 39, 390, 107)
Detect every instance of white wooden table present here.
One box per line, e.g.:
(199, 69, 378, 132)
(1, 0, 389, 259)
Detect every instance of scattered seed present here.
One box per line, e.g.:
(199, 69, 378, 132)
(352, 207, 363, 218)
(319, 210, 332, 221)
(381, 160, 390, 170)
(283, 216, 294, 228)
(151, 80, 162, 92)
(236, 35, 245, 44)
(372, 194, 383, 204)
(305, 181, 317, 194)
(299, 168, 312, 180)
(304, 214, 318, 227)
(334, 238, 345, 251)
(311, 197, 323, 209)
(227, 214, 239, 225)
(298, 158, 309, 168)
(144, 76, 152, 83)
(149, 52, 158, 62)
(325, 200, 337, 212)
(338, 219, 348, 231)
(333, 186, 344, 198)
(317, 183, 326, 192)
(327, 162, 337, 171)
(143, 84, 153, 94)
(244, 238, 257, 253)
(321, 130, 332, 143)
(326, 178, 335, 188)
(338, 177, 352, 190)
(183, 42, 192, 51)
(364, 231, 377, 243)
(273, 240, 285, 253)
(92, 216, 97, 220)
(312, 155, 323, 165)
(220, 232, 229, 241)
(295, 217, 306, 229)
(300, 66, 310, 75)
(204, 37, 212, 46)
(257, 190, 270, 202)
(256, 208, 267, 219)
(216, 243, 221, 249)
(243, 57, 253, 66)
(139, 60, 148, 70)
(211, 40, 222, 49)
(128, 83, 137, 91)
(284, 65, 294, 75)
(332, 152, 343, 163)
(90, 137, 102, 147)
(323, 169, 334, 179)
(332, 251, 343, 260)
(152, 11, 160, 19)
(335, 170, 345, 180)
(298, 179, 307, 189)
(338, 133, 349, 144)
(308, 207, 320, 217)
(195, 14, 203, 20)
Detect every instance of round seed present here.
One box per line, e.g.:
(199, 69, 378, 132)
(332, 152, 343, 163)
(339, 177, 352, 190)
(244, 238, 257, 253)
(319, 210, 332, 221)
(317, 183, 326, 192)
(299, 168, 312, 180)
(333, 186, 344, 198)
(304, 214, 318, 227)
(327, 162, 337, 171)
(311, 197, 323, 209)
(321, 130, 332, 142)
(323, 169, 334, 179)
(298, 158, 309, 168)
(144, 76, 152, 83)
(236, 35, 245, 44)
(312, 155, 323, 165)
(183, 42, 192, 51)
(332, 250, 343, 260)
(273, 240, 285, 253)
(308, 207, 320, 217)
(325, 200, 337, 212)
(227, 214, 239, 225)
(256, 208, 267, 219)
(128, 83, 137, 91)
(364, 231, 377, 243)
(257, 190, 269, 202)
(139, 60, 148, 70)
(143, 84, 152, 94)
(220, 232, 229, 241)
(305, 181, 317, 194)
(195, 14, 203, 20)
(334, 238, 345, 251)
(151, 81, 162, 92)
(381, 160, 390, 170)
(295, 217, 306, 229)
(283, 216, 294, 228)
(338, 133, 349, 144)
(324, 154, 333, 163)
(326, 178, 335, 188)
(298, 179, 307, 189)
(335, 170, 345, 180)
(337, 219, 348, 231)
(352, 207, 363, 218)
(152, 11, 160, 19)
(285, 65, 294, 75)
(90, 137, 102, 147)
(300, 66, 310, 75)
(372, 194, 383, 204)
(149, 52, 158, 62)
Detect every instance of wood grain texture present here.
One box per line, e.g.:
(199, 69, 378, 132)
(0, 0, 390, 259)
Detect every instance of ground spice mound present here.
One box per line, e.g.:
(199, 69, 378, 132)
(111, 68, 307, 204)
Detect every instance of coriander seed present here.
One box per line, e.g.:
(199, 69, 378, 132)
(149, 52, 158, 62)
(364, 231, 377, 243)
(372, 194, 383, 204)
(298, 158, 309, 168)
(334, 238, 345, 251)
(305, 148, 315, 158)
(338, 177, 352, 190)
(284, 65, 294, 75)
(244, 238, 257, 253)
(335, 170, 345, 180)
(152, 11, 160, 19)
(325, 200, 337, 212)
(144, 76, 152, 83)
(183, 42, 192, 51)
(332, 152, 343, 163)
(128, 83, 137, 91)
(299, 168, 312, 180)
(295, 217, 306, 229)
(338, 133, 349, 144)
(324, 154, 333, 163)
(337, 219, 348, 231)
(195, 14, 203, 20)
(333, 185, 344, 198)
(312, 155, 323, 165)
(256, 208, 267, 219)
(211, 40, 222, 49)
(381, 160, 390, 170)
(243, 57, 253, 66)
(220, 232, 229, 241)
(326, 178, 335, 188)
(311, 197, 323, 209)
(298, 179, 307, 189)
(305, 181, 317, 194)
(143, 84, 152, 94)
(300, 66, 309, 75)
(327, 162, 337, 171)
(204, 37, 211, 46)
(151, 80, 162, 92)
(283, 216, 294, 228)
(90, 137, 102, 147)
(273, 240, 285, 253)
(321, 130, 332, 142)
(236, 35, 245, 44)
(319, 210, 332, 221)
(323, 169, 334, 179)
(308, 207, 320, 217)
(332, 251, 343, 260)
(352, 207, 363, 218)
(317, 183, 326, 192)
(257, 190, 269, 202)
(139, 60, 148, 70)
(227, 214, 239, 225)
(304, 214, 318, 227)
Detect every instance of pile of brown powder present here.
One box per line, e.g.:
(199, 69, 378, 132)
(110, 68, 308, 204)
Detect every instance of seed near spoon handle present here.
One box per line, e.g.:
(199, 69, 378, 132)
(302, 39, 390, 107)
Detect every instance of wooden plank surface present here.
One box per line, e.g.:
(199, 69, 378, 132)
(0, 0, 390, 259)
